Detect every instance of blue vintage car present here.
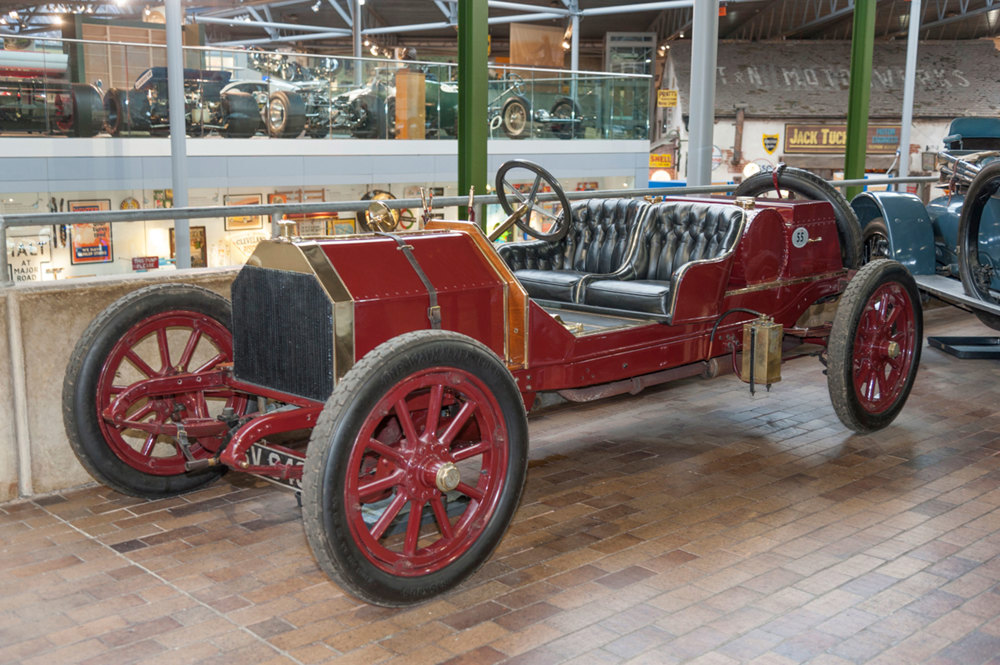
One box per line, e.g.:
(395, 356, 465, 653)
(850, 117, 1000, 329)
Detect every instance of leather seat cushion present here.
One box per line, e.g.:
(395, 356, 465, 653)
(584, 279, 672, 315)
(515, 269, 588, 302)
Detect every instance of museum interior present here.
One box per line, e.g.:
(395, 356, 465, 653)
(3, 1, 1000, 664)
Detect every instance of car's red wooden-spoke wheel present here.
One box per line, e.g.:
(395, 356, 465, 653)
(828, 259, 922, 433)
(303, 330, 528, 606)
(345, 367, 507, 576)
(851, 282, 917, 414)
(96, 309, 240, 475)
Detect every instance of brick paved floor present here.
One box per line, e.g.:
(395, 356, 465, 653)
(3, 303, 1000, 665)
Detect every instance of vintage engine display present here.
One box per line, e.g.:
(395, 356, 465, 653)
(63, 161, 922, 606)
(0, 49, 102, 136)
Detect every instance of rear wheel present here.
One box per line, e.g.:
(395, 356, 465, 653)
(69, 84, 102, 137)
(500, 95, 530, 140)
(549, 97, 582, 139)
(103, 88, 150, 135)
(302, 330, 528, 606)
(221, 91, 260, 138)
(267, 90, 306, 138)
(736, 166, 863, 269)
(861, 218, 891, 264)
(63, 284, 247, 498)
(828, 259, 921, 433)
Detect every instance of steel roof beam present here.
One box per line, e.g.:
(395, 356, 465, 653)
(327, 0, 353, 26)
(782, 0, 856, 39)
(194, 15, 347, 33)
(488, 1, 570, 15)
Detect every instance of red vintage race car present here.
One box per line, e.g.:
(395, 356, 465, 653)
(63, 161, 922, 606)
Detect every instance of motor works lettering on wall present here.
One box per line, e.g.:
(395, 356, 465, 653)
(784, 124, 900, 154)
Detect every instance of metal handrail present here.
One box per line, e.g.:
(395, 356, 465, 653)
(0, 175, 939, 286)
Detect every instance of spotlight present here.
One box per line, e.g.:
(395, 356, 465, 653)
(363, 38, 370, 46)
(311, 1, 320, 11)
(369, 45, 378, 56)
(561, 39, 570, 50)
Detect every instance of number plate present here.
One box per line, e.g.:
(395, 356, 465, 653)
(247, 443, 304, 490)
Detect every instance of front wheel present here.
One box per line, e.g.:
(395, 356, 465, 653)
(302, 330, 528, 606)
(62, 284, 246, 498)
(267, 90, 306, 138)
(500, 95, 530, 139)
(827, 259, 922, 433)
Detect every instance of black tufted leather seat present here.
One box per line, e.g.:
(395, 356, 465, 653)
(497, 198, 650, 302)
(581, 201, 743, 315)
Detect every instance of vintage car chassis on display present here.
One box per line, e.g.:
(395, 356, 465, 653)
(63, 160, 922, 606)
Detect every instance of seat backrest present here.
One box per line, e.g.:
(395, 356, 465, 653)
(498, 197, 649, 272)
(631, 201, 743, 281)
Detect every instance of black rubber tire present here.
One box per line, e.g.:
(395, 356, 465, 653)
(267, 90, 306, 138)
(494, 159, 572, 242)
(500, 95, 530, 140)
(62, 284, 235, 498)
(103, 88, 150, 135)
(861, 217, 891, 264)
(70, 84, 102, 137)
(958, 161, 1000, 308)
(549, 97, 582, 140)
(301, 330, 528, 606)
(221, 91, 260, 138)
(827, 259, 922, 433)
(735, 166, 863, 269)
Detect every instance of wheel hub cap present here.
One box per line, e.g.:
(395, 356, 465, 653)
(886, 340, 900, 359)
(435, 462, 461, 492)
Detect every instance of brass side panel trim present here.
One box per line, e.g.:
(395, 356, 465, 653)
(724, 270, 846, 297)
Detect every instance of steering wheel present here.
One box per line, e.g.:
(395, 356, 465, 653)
(507, 73, 525, 95)
(494, 160, 572, 242)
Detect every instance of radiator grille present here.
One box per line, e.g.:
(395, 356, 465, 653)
(232, 265, 335, 402)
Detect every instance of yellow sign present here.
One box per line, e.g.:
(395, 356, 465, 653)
(649, 153, 673, 168)
(762, 134, 779, 155)
(784, 123, 901, 154)
(657, 89, 678, 108)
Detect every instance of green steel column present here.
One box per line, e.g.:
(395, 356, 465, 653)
(844, 0, 877, 201)
(457, 0, 488, 225)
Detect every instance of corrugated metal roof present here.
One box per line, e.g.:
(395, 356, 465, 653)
(668, 40, 1000, 119)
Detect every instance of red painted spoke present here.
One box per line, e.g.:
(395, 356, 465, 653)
(430, 496, 454, 539)
(456, 481, 484, 502)
(452, 440, 490, 462)
(439, 402, 476, 447)
(394, 398, 421, 448)
(128, 402, 155, 422)
(370, 493, 407, 541)
(368, 439, 405, 465)
(191, 353, 226, 374)
(109, 385, 127, 395)
(404, 500, 425, 556)
(124, 349, 158, 378)
(156, 327, 171, 371)
(358, 469, 404, 500)
(884, 302, 902, 329)
(177, 329, 203, 372)
(423, 384, 444, 439)
(140, 434, 157, 457)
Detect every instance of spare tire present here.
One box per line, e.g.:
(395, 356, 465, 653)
(958, 160, 1000, 312)
(735, 166, 863, 269)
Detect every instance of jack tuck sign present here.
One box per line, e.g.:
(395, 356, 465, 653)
(785, 124, 900, 154)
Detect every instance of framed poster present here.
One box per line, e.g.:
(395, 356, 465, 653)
(153, 189, 173, 209)
(170, 226, 208, 268)
(284, 212, 337, 237)
(331, 219, 355, 235)
(68, 199, 113, 265)
(224, 193, 264, 231)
